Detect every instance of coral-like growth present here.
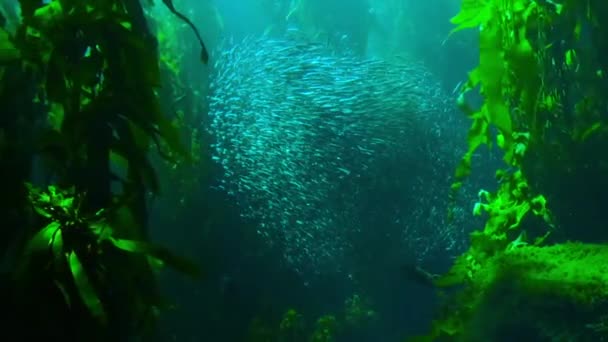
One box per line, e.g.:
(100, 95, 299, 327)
(420, 243, 608, 341)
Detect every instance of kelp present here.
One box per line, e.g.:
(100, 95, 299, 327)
(150, 4, 211, 213)
(160, 0, 209, 63)
(419, 0, 608, 340)
(0, 0, 206, 339)
(0, 27, 19, 63)
(18, 184, 199, 325)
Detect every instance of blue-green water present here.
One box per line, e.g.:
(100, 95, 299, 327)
(147, 0, 493, 340)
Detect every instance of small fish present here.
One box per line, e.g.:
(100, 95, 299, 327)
(206, 35, 460, 275)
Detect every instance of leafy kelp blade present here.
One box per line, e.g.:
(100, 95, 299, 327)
(68, 251, 106, 325)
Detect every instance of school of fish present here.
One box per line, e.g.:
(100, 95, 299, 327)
(207, 35, 473, 276)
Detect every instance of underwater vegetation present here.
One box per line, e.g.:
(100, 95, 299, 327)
(248, 293, 378, 342)
(411, 0, 608, 340)
(0, 0, 207, 340)
(3, 0, 608, 340)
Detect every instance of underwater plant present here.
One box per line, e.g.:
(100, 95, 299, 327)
(17, 184, 199, 323)
(246, 294, 378, 342)
(0, 0, 208, 339)
(416, 0, 608, 340)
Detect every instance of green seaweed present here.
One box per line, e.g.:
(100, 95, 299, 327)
(422, 0, 608, 340)
(0, 0, 207, 338)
